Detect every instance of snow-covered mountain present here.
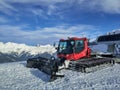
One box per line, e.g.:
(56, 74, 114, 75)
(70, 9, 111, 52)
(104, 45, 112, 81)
(0, 61, 120, 90)
(0, 42, 56, 63)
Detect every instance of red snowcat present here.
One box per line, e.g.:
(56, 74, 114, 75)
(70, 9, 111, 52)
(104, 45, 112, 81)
(26, 37, 115, 81)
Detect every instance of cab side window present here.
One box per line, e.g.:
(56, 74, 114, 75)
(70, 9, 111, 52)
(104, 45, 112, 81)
(75, 40, 84, 53)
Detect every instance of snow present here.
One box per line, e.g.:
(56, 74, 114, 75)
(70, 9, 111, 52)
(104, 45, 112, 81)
(0, 42, 55, 55)
(89, 44, 108, 53)
(0, 42, 56, 63)
(0, 61, 120, 90)
(107, 29, 120, 35)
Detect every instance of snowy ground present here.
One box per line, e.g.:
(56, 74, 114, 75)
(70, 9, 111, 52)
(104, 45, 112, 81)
(0, 61, 120, 90)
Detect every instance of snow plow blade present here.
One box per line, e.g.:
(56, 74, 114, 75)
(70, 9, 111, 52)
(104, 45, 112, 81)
(26, 56, 64, 81)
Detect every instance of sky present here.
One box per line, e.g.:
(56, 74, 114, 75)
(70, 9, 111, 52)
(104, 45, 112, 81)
(0, 0, 120, 45)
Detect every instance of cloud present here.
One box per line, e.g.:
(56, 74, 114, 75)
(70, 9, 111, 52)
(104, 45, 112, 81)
(101, 0, 120, 14)
(0, 0, 116, 45)
(85, 0, 120, 14)
(1, 0, 120, 18)
(0, 0, 18, 15)
(0, 24, 99, 45)
(0, 17, 9, 23)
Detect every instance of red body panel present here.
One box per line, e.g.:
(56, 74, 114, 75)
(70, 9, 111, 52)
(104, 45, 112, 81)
(57, 37, 91, 61)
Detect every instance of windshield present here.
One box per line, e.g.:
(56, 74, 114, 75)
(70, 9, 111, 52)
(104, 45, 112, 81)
(57, 40, 84, 54)
(58, 40, 74, 54)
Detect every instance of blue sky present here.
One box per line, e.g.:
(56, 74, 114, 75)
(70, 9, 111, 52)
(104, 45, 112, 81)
(0, 0, 120, 45)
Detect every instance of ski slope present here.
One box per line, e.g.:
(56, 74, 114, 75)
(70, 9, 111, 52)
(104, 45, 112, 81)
(0, 61, 120, 90)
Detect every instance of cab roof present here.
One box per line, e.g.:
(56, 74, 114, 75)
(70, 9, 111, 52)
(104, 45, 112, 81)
(60, 37, 88, 41)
